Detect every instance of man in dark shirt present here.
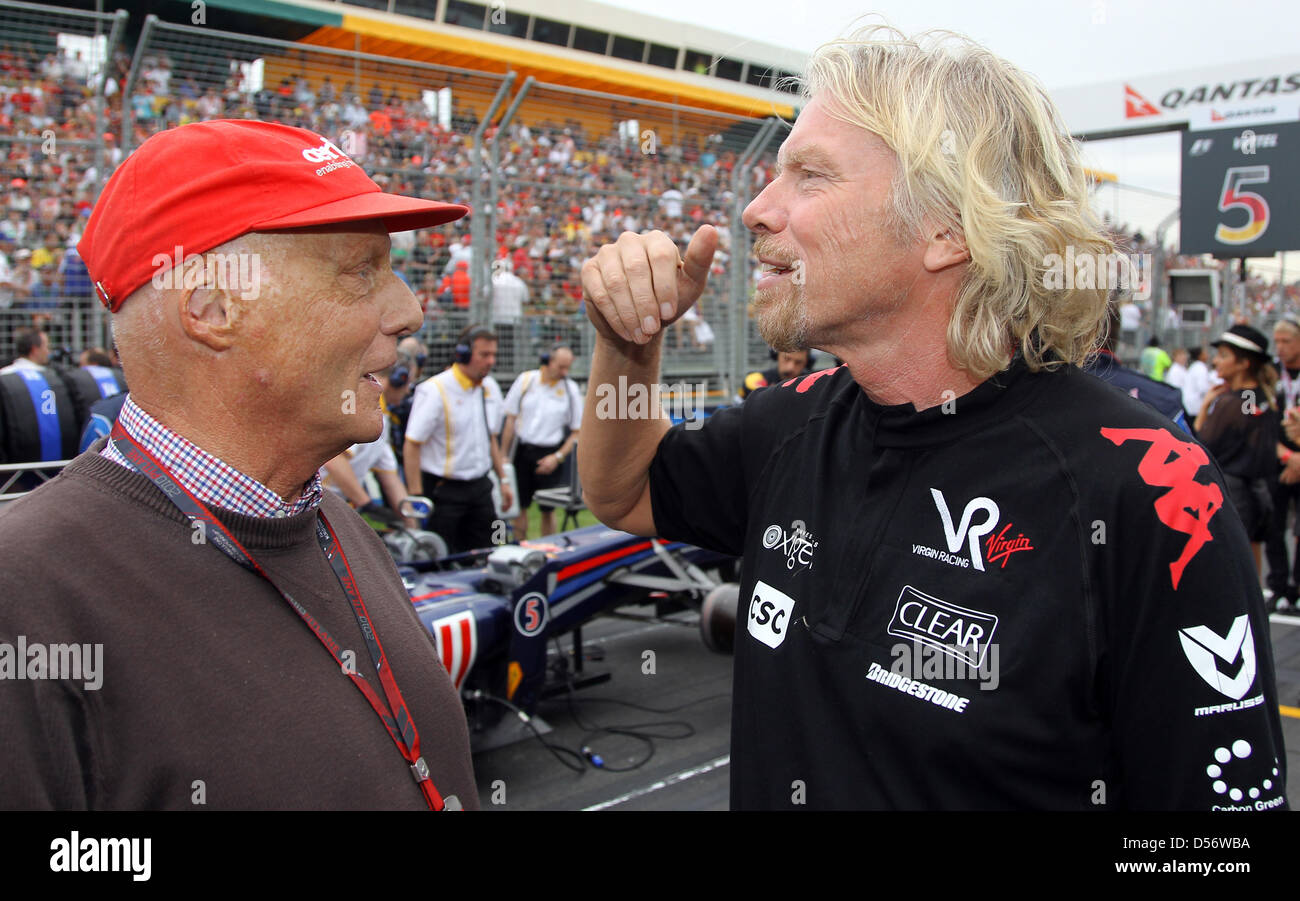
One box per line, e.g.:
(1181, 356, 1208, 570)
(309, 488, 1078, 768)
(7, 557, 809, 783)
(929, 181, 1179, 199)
(577, 27, 1286, 809)
(1084, 302, 1189, 431)
(1265, 318, 1300, 608)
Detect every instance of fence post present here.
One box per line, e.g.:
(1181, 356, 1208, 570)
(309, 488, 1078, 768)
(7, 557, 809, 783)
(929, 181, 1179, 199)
(120, 14, 159, 154)
(728, 117, 779, 398)
(483, 76, 535, 370)
(469, 72, 516, 330)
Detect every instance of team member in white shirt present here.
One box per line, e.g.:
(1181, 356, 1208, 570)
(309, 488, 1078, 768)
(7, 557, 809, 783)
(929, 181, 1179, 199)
(500, 344, 583, 538)
(403, 326, 512, 552)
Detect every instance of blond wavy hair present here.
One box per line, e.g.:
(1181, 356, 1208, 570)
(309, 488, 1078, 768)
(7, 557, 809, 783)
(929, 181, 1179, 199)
(800, 25, 1113, 379)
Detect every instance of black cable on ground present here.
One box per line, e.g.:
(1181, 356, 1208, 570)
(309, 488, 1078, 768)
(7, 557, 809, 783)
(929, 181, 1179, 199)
(471, 691, 586, 773)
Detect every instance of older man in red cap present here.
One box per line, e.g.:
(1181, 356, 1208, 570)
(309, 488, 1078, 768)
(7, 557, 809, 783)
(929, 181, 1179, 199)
(0, 120, 478, 810)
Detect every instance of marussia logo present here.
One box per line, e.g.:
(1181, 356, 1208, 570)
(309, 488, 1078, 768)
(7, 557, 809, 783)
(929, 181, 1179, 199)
(1100, 427, 1222, 589)
(1179, 615, 1257, 700)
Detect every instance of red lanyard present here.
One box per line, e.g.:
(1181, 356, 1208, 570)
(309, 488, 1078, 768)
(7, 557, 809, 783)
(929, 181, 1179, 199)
(110, 422, 459, 811)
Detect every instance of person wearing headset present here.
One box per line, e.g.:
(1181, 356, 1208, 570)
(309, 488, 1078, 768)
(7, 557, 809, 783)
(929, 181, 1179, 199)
(739, 347, 815, 400)
(404, 325, 512, 552)
(500, 344, 583, 539)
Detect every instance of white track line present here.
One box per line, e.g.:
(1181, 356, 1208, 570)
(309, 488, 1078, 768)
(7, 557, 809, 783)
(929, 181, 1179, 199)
(583, 754, 731, 811)
(1270, 613, 1300, 627)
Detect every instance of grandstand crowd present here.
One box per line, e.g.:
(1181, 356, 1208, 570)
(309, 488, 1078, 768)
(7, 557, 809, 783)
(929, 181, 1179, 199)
(2, 39, 1296, 365)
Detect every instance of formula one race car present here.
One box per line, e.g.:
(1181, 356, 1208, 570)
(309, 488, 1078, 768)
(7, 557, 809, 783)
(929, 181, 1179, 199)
(393, 524, 739, 749)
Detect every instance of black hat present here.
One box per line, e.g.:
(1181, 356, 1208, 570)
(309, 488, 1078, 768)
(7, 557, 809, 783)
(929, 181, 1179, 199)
(1211, 324, 1270, 359)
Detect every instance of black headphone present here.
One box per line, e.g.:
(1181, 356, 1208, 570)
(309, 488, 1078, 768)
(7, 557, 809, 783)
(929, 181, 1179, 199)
(454, 325, 496, 365)
(540, 343, 570, 366)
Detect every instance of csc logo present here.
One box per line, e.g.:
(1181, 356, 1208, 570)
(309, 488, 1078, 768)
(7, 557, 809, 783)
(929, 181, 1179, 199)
(513, 591, 549, 637)
(747, 580, 795, 650)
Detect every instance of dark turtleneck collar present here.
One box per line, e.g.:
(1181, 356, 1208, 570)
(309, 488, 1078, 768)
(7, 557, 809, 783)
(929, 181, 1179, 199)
(849, 353, 1050, 449)
(62, 445, 326, 551)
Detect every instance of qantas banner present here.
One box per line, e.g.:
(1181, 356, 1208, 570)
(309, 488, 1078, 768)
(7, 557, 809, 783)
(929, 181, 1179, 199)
(1052, 56, 1300, 138)
(1180, 120, 1300, 255)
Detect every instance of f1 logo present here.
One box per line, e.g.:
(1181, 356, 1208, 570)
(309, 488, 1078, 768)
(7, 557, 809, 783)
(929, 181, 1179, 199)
(931, 488, 1000, 571)
(1178, 615, 1256, 700)
(747, 580, 795, 649)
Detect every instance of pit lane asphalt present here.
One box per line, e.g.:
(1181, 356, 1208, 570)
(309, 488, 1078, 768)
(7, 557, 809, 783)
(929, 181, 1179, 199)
(470, 606, 1300, 811)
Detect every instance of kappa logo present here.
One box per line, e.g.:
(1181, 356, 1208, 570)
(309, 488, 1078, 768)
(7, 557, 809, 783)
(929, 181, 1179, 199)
(747, 580, 795, 649)
(1101, 427, 1222, 589)
(929, 488, 999, 571)
(1179, 615, 1257, 701)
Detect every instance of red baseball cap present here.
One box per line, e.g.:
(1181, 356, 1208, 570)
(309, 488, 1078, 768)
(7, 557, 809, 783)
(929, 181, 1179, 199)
(79, 119, 469, 311)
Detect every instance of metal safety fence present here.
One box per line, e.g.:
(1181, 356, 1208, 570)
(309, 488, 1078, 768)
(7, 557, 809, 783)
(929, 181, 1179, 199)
(0, 0, 126, 363)
(118, 15, 786, 391)
(2, 4, 788, 393)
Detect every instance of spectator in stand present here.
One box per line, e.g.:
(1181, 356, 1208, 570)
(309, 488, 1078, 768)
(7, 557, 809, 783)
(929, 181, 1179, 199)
(1195, 325, 1279, 574)
(0, 237, 14, 309)
(437, 258, 471, 308)
(491, 257, 528, 343)
(20, 262, 61, 328)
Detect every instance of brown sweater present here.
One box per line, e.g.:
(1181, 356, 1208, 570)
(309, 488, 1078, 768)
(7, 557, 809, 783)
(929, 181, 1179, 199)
(0, 449, 479, 810)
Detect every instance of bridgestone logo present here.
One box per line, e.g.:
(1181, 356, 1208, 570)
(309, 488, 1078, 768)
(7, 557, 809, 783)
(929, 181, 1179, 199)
(865, 662, 970, 713)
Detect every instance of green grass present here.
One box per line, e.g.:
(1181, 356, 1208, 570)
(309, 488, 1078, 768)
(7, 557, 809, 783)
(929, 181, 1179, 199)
(518, 503, 602, 540)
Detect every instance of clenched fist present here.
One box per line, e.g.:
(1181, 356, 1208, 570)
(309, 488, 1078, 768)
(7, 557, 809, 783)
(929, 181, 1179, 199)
(581, 225, 718, 345)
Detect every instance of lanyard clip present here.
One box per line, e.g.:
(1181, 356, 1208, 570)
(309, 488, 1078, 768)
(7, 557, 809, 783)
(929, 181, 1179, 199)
(411, 756, 431, 783)
(441, 794, 463, 811)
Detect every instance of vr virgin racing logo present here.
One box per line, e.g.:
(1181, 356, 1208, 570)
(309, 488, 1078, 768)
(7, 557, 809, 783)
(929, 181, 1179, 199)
(912, 489, 1034, 572)
(1101, 427, 1222, 589)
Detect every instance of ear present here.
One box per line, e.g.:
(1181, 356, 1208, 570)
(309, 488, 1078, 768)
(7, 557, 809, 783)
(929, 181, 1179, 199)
(922, 225, 970, 273)
(178, 281, 239, 352)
